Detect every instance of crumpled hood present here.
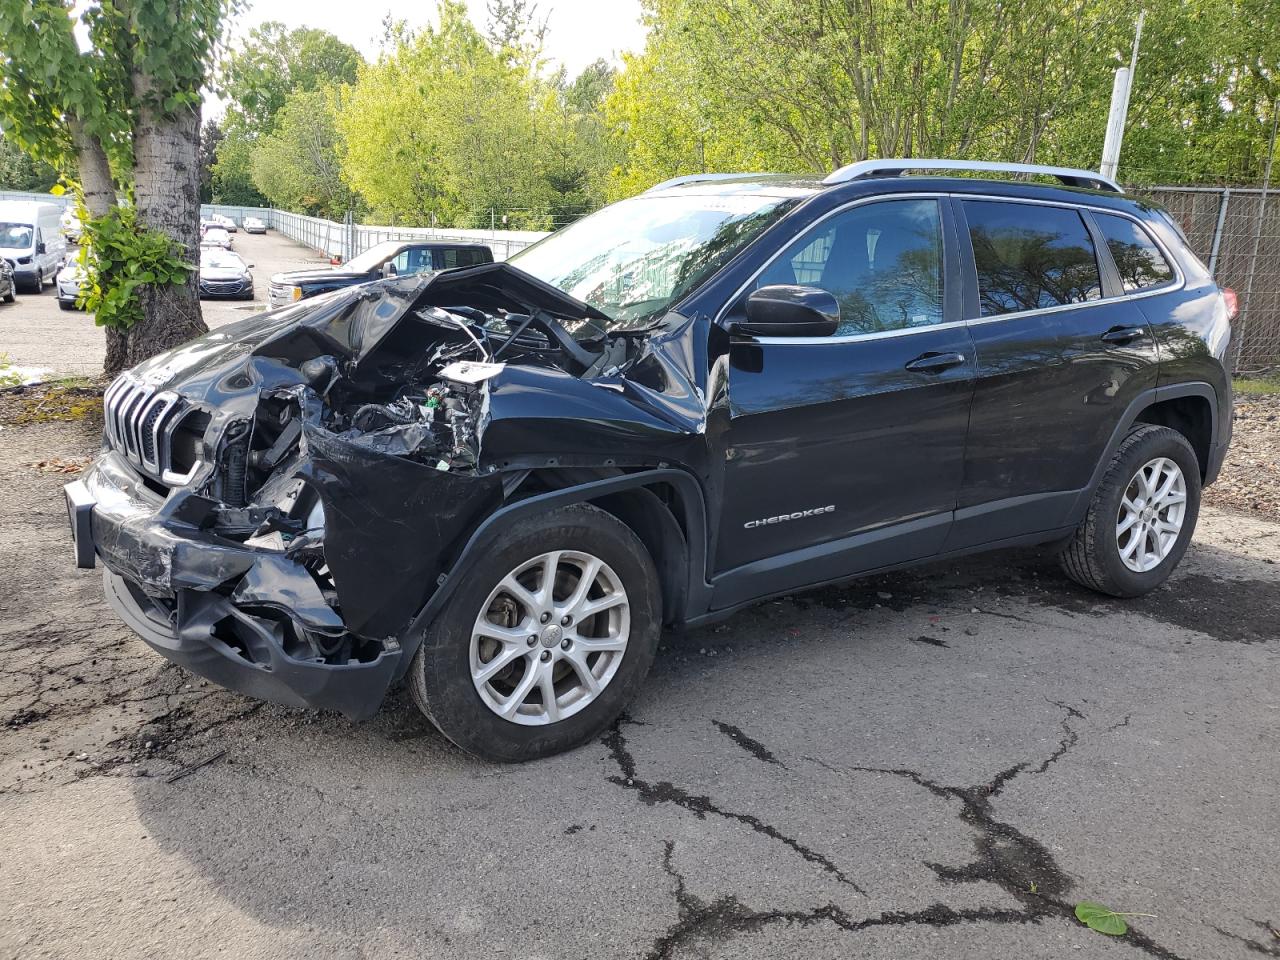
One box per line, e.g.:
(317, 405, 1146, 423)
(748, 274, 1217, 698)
(127, 264, 617, 397)
(126, 276, 433, 397)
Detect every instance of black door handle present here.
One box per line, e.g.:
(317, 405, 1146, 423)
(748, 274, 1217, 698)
(1101, 325, 1147, 344)
(905, 351, 966, 373)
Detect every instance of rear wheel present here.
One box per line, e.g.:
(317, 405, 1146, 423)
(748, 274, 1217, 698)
(408, 503, 661, 761)
(2, 288, 14, 304)
(1059, 424, 1201, 597)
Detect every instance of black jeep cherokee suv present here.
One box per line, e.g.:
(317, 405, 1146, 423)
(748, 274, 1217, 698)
(65, 159, 1234, 761)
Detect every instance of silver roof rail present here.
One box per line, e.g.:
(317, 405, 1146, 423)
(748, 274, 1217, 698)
(822, 159, 1123, 193)
(643, 173, 773, 194)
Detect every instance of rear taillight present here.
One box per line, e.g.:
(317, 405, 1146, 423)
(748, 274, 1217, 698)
(1222, 287, 1239, 321)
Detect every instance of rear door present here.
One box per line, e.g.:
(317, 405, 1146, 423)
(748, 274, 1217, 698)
(948, 197, 1160, 549)
(713, 196, 976, 606)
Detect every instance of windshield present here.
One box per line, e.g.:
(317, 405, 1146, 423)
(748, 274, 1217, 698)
(345, 240, 407, 273)
(202, 250, 244, 270)
(0, 223, 34, 249)
(508, 193, 799, 329)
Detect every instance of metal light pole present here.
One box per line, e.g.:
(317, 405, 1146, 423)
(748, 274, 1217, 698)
(1100, 11, 1145, 181)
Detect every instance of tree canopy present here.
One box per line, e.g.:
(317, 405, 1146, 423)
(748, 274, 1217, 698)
(0, 0, 234, 374)
(10, 0, 1277, 239)
(605, 0, 1280, 190)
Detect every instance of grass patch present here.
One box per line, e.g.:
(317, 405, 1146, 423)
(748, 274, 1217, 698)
(0, 381, 105, 426)
(1234, 376, 1280, 396)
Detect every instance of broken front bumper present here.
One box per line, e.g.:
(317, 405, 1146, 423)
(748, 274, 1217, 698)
(64, 451, 401, 720)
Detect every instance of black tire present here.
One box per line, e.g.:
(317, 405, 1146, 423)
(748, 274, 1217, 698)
(2, 290, 14, 304)
(1059, 424, 1201, 597)
(408, 502, 661, 762)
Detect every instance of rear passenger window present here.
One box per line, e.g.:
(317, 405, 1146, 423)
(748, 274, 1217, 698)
(963, 201, 1102, 316)
(1093, 213, 1175, 292)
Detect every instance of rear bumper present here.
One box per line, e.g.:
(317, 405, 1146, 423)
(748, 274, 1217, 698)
(65, 452, 400, 720)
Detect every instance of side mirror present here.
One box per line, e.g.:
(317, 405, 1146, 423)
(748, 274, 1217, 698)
(36, 241, 46, 255)
(381, 261, 396, 278)
(735, 285, 840, 338)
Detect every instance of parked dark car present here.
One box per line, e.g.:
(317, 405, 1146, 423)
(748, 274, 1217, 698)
(268, 239, 494, 308)
(198, 248, 254, 300)
(66, 160, 1234, 762)
(0, 257, 15, 304)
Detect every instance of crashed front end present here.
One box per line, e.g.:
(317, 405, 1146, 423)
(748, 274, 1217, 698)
(66, 268, 702, 720)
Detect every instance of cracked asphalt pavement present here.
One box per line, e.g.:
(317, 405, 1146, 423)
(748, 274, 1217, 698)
(2, 418, 1278, 960)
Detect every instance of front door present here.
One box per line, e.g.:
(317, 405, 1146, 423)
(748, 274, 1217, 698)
(712, 197, 976, 608)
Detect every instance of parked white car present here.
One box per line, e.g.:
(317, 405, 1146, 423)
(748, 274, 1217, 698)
(60, 208, 82, 244)
(200, 226, 232, 249)
(211, 213, 238, 233)
(243, 216, 267, 234)
(55, 256, 89, 311)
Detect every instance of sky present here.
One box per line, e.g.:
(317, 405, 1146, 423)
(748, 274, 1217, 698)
(226, 0, 649, 77)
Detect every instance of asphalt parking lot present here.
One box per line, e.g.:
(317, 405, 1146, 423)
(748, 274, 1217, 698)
(0, 406, 1277, 958)
(0, 230, 323, 378)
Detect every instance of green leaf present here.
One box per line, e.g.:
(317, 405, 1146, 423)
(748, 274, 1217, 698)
(1075, 902, 1129, 936)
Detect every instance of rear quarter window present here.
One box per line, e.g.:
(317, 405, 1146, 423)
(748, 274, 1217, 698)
(1093, 213, 1176, 292)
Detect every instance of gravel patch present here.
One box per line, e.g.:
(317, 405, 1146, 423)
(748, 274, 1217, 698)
(1206, 393, 1280, 520)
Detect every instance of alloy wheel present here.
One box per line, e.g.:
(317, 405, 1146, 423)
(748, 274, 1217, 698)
(469, 550, 630, 725)
(1116, 456, 1187, 573)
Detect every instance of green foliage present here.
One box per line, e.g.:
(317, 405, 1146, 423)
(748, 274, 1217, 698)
(0, 0, 124, 170)
(605, 0, 1280, 193)
(250, 87, 355, 218)
(0, 354, 23, 389)
(211, 131, 268, 205)
(1074, 901, 1156, 936)
(79, 206, 194, 331)
(1234, 376, 1280, 396)
(198, 120, 224, 204)
(0, 133, 58, 190)
(335, 0, 614, 228)
(219, 21, 364, 139)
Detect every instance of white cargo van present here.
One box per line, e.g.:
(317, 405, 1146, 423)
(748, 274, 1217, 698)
(0, 201, 67, 293)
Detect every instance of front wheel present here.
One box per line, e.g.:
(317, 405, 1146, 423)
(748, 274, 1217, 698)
(408, 503, 661, 762)
(1059, 424, 1201, 597)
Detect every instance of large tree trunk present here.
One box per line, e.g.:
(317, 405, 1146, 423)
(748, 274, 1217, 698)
(122, 89, 207, 372)
(67, 118, 132, 376)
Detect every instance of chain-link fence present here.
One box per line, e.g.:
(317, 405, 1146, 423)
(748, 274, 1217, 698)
(200, 204, 548, 263)
(1124, 185, 1277, 373)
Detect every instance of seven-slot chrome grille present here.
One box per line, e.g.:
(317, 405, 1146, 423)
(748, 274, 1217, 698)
(102, 376, 186, 480)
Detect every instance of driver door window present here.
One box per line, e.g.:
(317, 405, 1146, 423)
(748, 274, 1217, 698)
(755, 199, 944, 336)
(390, 247, 433, 276)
